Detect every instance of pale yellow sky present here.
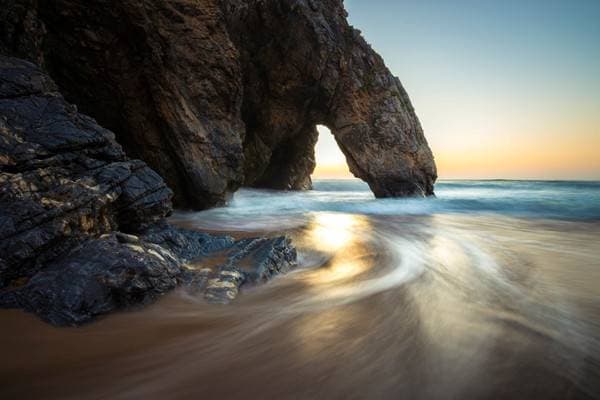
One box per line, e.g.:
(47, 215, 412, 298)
(312, 1, 600, 181)
(313, 126, 353, 179)
(313, 117, 600, 180)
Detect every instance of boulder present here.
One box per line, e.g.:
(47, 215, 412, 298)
(201, 236, 297, 303)
(1, 225, 296, 325)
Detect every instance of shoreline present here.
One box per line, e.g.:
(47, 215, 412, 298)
(2, 211, 598, 399)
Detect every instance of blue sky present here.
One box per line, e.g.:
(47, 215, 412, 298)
(314, 0, 600, 179)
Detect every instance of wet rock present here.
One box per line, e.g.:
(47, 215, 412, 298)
(0, 226, 268, 326)
(1, 234, 182, 325)
(186, 236, 297, 304)
(0, 56, 298, 325)
(141, 222, 236, 261)
(0, 56, 172, 287)
(1, 0, 436, 209)
(1, 224, 297, 325)
(223, 236, 298, 283)
(204, 269, 245, 304)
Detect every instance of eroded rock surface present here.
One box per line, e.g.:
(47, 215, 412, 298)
(2, 225, 296, 325)
(0, 0, 433, 322)
(201, 236, 297, 303)
(1, 0, 436, 209)
(0, 56, 172, 287)
(225, 0, 437, 196)
(0, 57, 297, 325)
(2, 0, 245, 209)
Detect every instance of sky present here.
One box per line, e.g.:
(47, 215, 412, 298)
(313, 0, 600, 180)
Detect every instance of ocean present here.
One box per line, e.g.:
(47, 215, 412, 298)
(173, 179, 600, 230)
(2, 179, 599, 399)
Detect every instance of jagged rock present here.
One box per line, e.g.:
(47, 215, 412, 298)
(1, 0, 246, 209)
(141, 221, 236, 260)
(201, 236, 297, 303)
(1, 226, 296, 325)
(1, 0, 433, 322)
(0, 56, 298, 325)
(0, 56, 172, 287)
(1, 233, 184, 326)
(0, 0, 436, 209)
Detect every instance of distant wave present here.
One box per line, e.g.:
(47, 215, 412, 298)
(173, 179, 600, 231)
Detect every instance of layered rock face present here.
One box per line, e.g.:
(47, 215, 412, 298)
(0, 57, 296, 325)
(0, 56, 173, 287)
(1, 0, 436, 209)
(2, 0, 246, 208)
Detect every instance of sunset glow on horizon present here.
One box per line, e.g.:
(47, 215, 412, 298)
(313, 126, 354, 179)
(313, 0, 600, 181)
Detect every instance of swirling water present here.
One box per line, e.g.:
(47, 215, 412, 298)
(175, 179, 600, 228)
(2, 180, 600, 399)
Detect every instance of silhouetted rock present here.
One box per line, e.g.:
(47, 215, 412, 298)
(0, 0, 436, 209)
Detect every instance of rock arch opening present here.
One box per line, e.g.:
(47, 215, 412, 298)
(246, 124, 356, 191)
(4, 0, 437, 209)
(312, 125, 353, 180)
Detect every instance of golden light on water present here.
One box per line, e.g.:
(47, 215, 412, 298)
(301, 212, 372, 285)
(306, 213, 365, 252)
(307, 257, 369, 285)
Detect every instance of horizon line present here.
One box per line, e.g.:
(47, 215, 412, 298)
(311, 177, 600, 182)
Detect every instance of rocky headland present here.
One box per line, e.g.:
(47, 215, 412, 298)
(0, 0, 436, 325)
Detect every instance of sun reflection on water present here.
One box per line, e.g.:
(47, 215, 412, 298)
(305, 212, 368, 252)
(300, 212, 372, 285)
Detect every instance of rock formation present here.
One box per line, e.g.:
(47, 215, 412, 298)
(0, 56, 296, 325)
(0, 0, 436, 209)
(0, 0, 436, 324)
(2, 0, 246, 209)
(225, 0, 437, 197)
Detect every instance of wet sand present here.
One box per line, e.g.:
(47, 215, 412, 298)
(1, 214, 599, 399)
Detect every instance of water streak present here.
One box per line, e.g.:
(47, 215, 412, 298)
(1, 180, 599, 399)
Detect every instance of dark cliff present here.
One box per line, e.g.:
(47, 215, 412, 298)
(224, 0, 437, 197)
(2, 0, 246, 208)
(1, 0, 437, 209)
(0, 57, 296, 325)
(0, 0, 435, 324)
